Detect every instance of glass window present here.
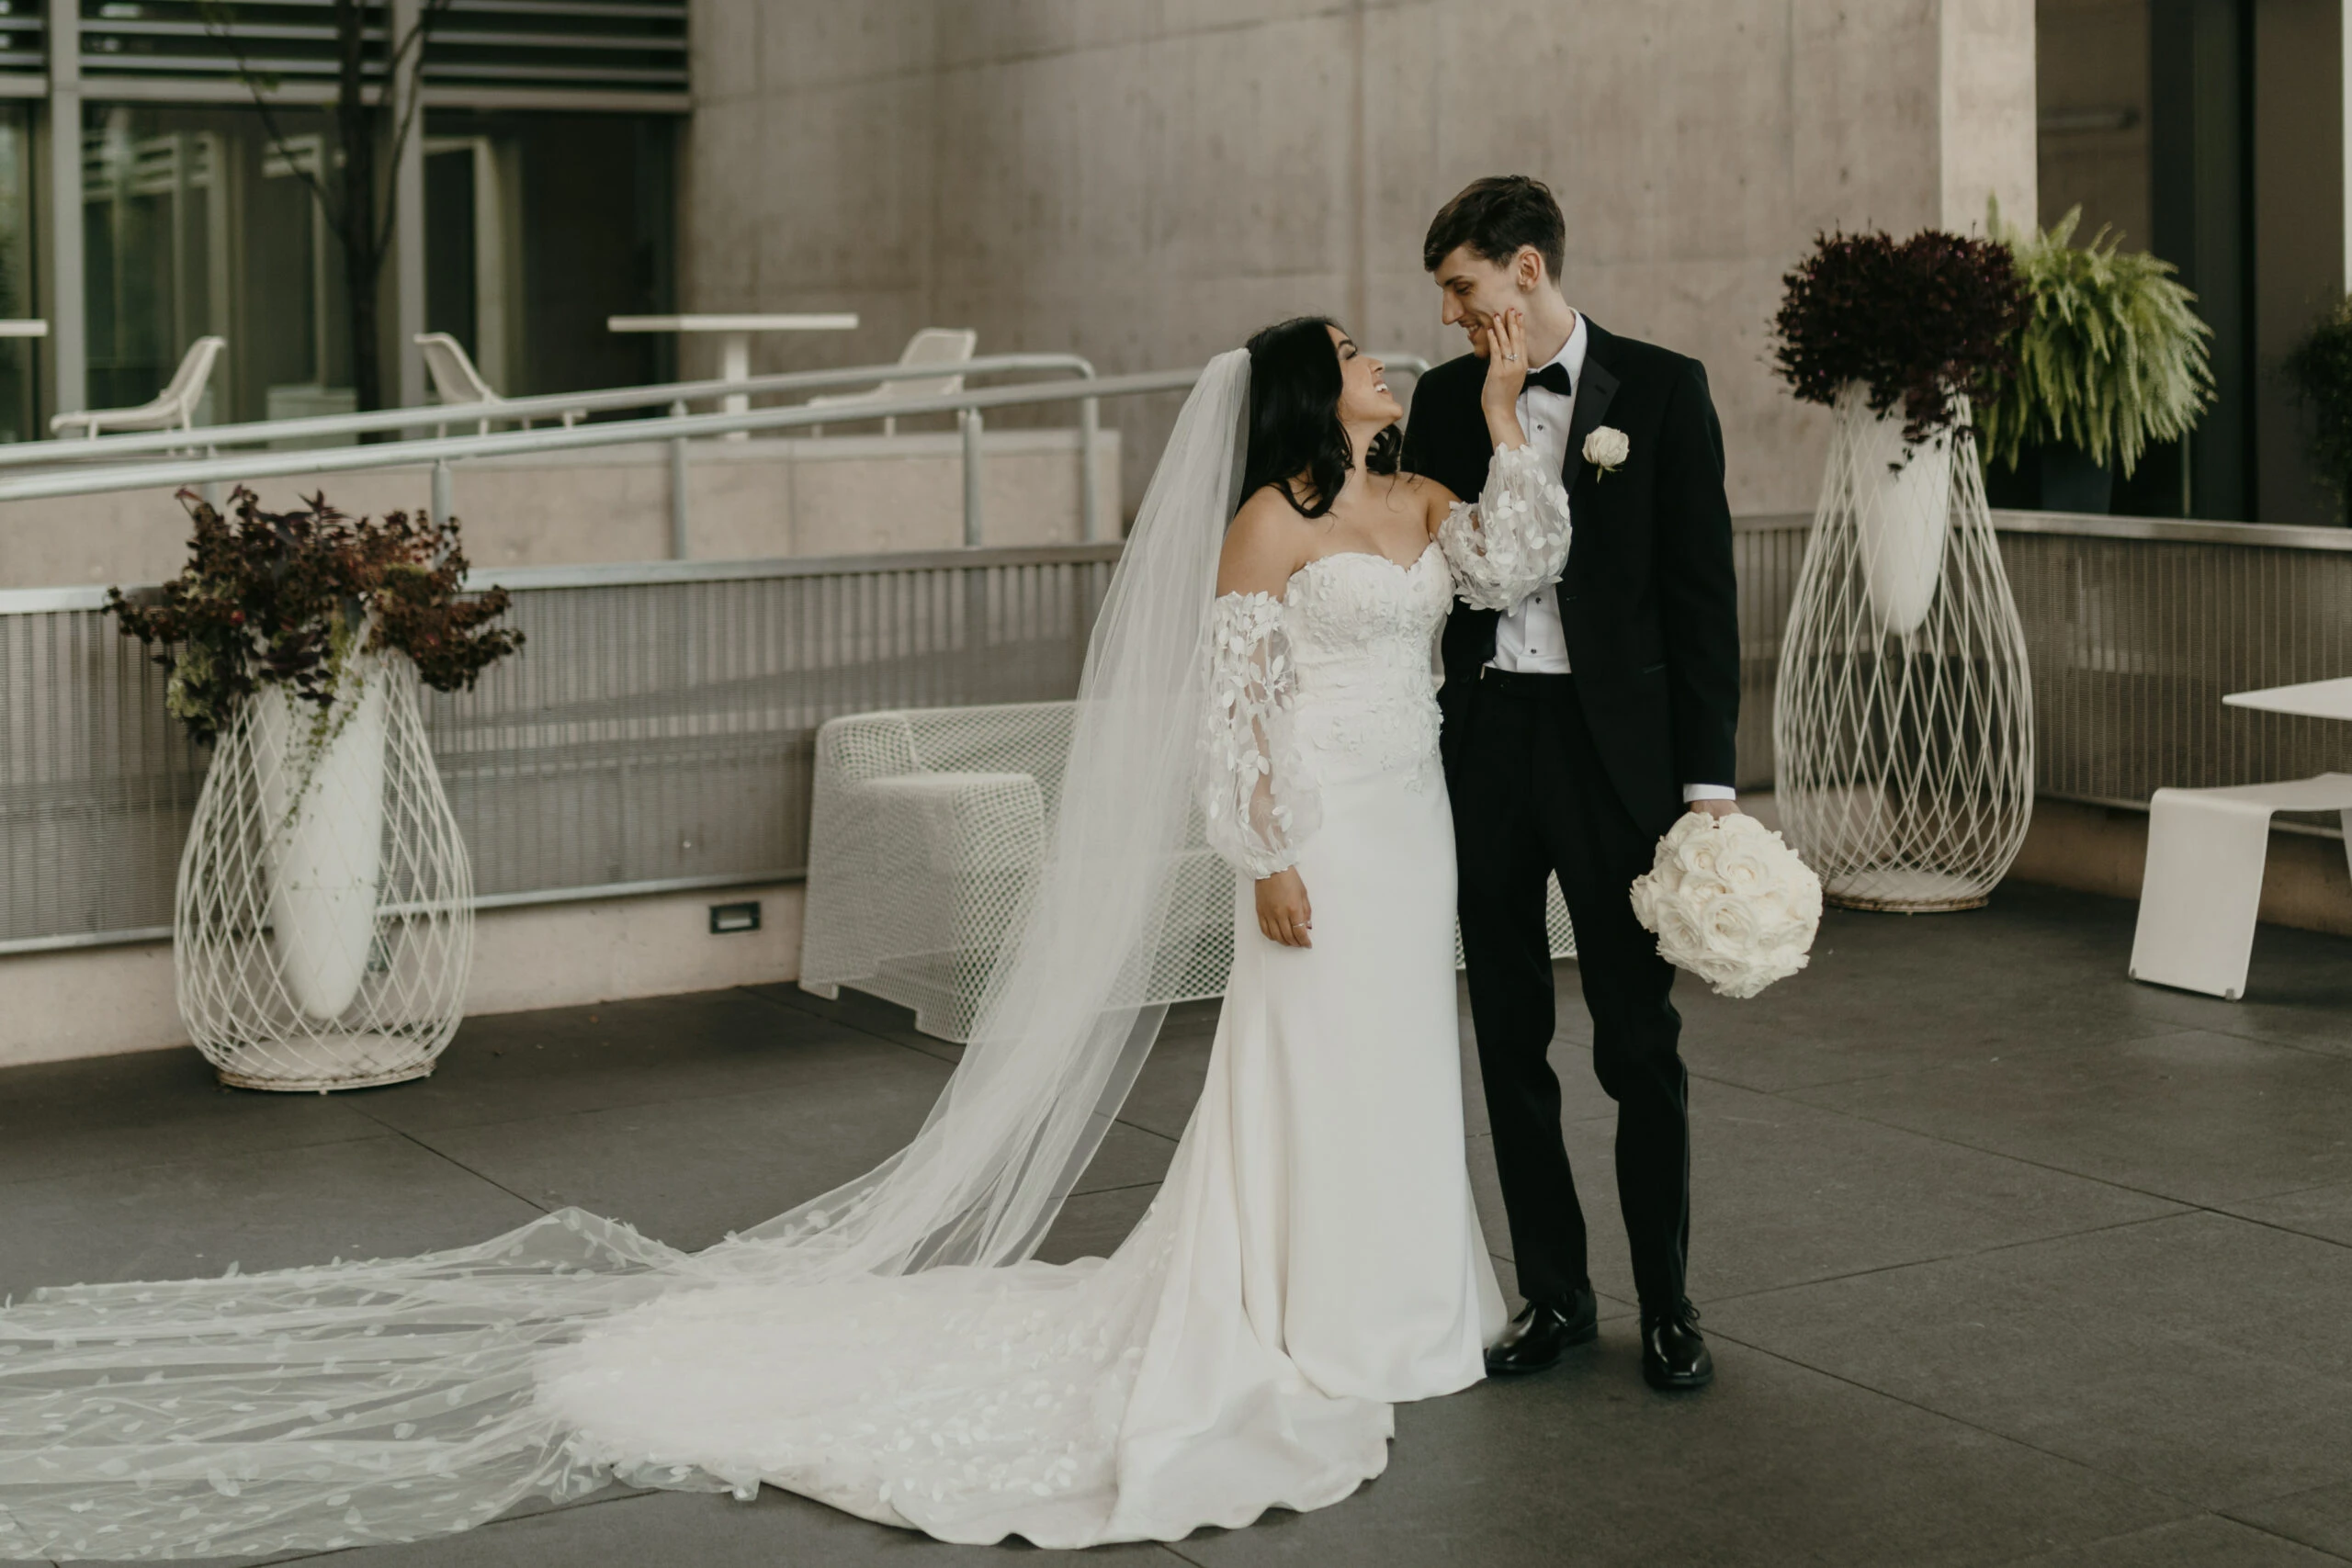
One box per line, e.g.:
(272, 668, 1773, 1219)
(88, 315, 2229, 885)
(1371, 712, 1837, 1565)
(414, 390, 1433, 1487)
(80, 102, 676, 426)
(424, 110, 675, 397)
(0, 102, 33, 444)
(2038, 0, 2347, 525)
(82, 100, 345, 426)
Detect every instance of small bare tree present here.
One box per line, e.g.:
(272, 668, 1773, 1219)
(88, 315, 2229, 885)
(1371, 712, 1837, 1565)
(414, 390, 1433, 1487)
(197, 0, 456, 413)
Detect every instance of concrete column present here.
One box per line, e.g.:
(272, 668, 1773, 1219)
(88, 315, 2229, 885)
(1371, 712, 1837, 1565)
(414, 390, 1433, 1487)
(43, 0, 83, 422)
(1939, 0, 2039, 230)
(390, 0, 427, 408)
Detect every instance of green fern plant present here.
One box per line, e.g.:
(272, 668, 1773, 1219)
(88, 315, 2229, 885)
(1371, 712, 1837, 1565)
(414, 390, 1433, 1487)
(2283, 297, 2352, 515)
(1979, 200, 2213, 477)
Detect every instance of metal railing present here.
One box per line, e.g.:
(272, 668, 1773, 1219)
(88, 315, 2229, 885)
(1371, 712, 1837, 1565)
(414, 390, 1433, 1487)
(4, 352, 1118, 552)
(1731, 509, 2352, 829)
(21, 502, 2349, 959)
(6, 354, 1106, 457)
(0, 352, 1436, 558)
(0, 543, 1126, 956)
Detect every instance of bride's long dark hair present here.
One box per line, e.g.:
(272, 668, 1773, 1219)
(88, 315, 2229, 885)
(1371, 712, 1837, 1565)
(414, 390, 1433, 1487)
(1239, 316, 1403, 519)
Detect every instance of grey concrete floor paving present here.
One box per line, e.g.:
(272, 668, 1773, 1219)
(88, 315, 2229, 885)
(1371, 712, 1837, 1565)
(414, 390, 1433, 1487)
(4, 882, 2349, 1565)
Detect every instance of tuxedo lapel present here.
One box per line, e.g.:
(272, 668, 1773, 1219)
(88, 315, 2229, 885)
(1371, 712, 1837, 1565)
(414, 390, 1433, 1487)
(1565, 320, 1620, 502)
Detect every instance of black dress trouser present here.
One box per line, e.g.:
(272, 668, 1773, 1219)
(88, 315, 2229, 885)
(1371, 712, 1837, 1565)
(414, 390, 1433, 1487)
(1450, 669, 1692, 1315)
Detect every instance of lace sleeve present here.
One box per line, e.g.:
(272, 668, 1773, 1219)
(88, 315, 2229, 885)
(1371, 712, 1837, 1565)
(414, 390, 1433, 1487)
(1436, 442, 1575, 612)
(1198, 590, 1320, 879)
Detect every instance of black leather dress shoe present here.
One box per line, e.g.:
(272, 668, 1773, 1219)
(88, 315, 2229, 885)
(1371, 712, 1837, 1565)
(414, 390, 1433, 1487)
(1484, 1288, 1599, 1375)
(1641, 1300, 1713, 1391)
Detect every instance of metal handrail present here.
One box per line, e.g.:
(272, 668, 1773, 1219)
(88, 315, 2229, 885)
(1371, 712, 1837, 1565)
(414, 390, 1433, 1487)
(4, 352, 1103, 464)
(0, 350, 1436, 562)
(0, 540, 1131, 615)
(1735, 506, 2352, 553)
(0, 366, 1199, 498)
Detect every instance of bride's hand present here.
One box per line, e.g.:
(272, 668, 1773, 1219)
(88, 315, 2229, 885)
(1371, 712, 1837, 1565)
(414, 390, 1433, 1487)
(1255, 868, 1313, 948)
(1479, 310, 1529, 448)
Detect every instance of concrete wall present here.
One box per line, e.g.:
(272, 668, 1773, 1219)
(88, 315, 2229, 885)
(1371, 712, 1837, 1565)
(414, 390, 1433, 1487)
(684, 0, 2037, 519)
(14, 787, 2345, 1069)
(0, 883, 808, 1071)
(0, 428, 1118, 587)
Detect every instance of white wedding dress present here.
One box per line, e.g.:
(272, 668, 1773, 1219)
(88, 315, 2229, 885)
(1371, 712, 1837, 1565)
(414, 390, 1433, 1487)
(0, 356, 1569, 1559)
(538, 540, 1508, 1545)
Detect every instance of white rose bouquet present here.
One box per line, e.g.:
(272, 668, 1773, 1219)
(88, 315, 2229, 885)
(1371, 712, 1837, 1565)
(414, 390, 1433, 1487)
(1628, 811, 1823, 998)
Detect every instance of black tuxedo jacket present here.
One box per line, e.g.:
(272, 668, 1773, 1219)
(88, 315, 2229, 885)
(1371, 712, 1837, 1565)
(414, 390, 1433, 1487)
(1403, 319, 1740, 839)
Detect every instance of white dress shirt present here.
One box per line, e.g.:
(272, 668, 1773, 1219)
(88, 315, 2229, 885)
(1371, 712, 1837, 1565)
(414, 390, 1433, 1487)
(1485, 311, 1736, 805)
(1487, 317, 1582, 675)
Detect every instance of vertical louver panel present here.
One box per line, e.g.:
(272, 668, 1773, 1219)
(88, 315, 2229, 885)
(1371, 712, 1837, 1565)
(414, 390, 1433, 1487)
(0, 4, 46, 79)
(423, 1, 686, 94)
(76, 1, 686, 103)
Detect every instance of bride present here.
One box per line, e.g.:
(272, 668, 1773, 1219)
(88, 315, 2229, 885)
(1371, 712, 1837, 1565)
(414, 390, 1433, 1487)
(0, 311, 1570, 1557)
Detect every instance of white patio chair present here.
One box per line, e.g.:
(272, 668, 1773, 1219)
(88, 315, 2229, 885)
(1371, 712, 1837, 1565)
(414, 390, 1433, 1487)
(2128, 773, 2352, 998)
(797, 699, 1575, 1043)
(414, 332, 582, 433)
(806, 327, 978, 435)
(52, 336, 225, 438)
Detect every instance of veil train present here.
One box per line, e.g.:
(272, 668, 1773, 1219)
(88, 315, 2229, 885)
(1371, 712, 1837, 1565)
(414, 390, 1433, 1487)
(0, 350, 1255, 1561)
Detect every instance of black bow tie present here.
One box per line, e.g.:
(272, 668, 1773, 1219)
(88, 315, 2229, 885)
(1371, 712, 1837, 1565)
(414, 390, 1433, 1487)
(1522, 362, 1572, 399)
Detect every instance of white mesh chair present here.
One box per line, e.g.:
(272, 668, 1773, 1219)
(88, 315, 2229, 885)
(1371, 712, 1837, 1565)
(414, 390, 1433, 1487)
(414, 332, 582, 433)
(806, 327, 978, 435)
(52, 336, 225, 438)
(2129, 773, 2352, 999)
(798, 700, 1575, 1043)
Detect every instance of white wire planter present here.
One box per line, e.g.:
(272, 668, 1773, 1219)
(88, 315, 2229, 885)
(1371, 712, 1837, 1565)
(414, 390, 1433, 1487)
(175, 651, 475, 1090)
(1772, 386, 2035, 911)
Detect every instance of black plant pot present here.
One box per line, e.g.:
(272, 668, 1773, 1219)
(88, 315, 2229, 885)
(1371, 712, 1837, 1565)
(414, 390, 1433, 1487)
(1983, 442, 2115, 514)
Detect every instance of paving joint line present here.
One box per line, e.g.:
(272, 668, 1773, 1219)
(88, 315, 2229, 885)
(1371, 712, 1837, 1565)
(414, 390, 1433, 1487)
(0, 1123, 390, 1198)
(1742, 1087, 2352, 1257)
(2216, 1509, 2352, 1565)
(1696, 1321, 2211, 1517)
(734, 983, 1184, 1150)
(342, 1103, 557, 1220)
(1689, 1208, 2204, 1311)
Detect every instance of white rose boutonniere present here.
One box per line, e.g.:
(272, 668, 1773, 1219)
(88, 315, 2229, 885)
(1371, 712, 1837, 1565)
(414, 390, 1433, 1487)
(1583, 425, 1631, 480)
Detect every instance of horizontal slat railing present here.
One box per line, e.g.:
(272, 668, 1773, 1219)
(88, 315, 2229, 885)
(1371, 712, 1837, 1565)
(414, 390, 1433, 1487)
(1731, 509, 2352, 822)
(0, 544, 1120, 954)
(6, 505, 2351, 955)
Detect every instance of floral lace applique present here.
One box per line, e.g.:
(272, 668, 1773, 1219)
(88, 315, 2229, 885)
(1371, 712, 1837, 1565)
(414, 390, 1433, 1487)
(1198, 592, 1320, 878)
(1437, 442, 1574, 613)
(1278, 550, 1447, 794)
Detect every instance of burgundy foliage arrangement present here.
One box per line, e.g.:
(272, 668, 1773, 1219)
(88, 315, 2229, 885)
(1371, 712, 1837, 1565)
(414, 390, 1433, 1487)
(1771, 229, 2032, 446)
(106, 487, 525, 746)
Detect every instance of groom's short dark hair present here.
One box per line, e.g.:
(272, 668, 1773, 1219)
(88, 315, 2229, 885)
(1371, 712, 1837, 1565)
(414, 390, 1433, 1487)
(1422, 175, 1566, 282)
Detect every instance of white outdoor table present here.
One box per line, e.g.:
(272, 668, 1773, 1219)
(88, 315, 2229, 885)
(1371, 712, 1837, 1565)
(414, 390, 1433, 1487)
(606, 313, 859, 425)
(0, 321, 49, 338)
(2222, 676, 2352, 721)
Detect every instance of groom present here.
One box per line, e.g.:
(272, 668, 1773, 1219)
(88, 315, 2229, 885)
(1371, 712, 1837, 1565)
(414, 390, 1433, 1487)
(1402, 175, 1739, 1392)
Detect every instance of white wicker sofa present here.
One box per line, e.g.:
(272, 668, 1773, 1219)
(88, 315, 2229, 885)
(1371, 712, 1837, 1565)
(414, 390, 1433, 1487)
(797, 700, 1575, 1043)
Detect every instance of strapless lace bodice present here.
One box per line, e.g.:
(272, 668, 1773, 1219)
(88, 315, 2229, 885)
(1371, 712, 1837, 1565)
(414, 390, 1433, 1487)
(1200, 446, 1571, 881)
(1281, 543, 1451, 786)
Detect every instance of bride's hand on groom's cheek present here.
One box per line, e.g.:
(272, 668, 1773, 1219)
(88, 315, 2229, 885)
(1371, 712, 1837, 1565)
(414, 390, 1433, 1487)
(1255, 868, 1314, 948)
(1478, 312, 1531, 454)
(1479, 310, 1529, 413)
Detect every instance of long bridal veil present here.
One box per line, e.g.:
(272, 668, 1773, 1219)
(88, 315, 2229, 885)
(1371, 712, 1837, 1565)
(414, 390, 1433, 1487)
(0, 350, 1253, 1561)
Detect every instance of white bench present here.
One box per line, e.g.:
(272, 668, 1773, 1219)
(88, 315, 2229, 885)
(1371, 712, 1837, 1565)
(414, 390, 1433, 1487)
(2129, 773, 2352, 999)
(797, 700, 1577, 1042)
